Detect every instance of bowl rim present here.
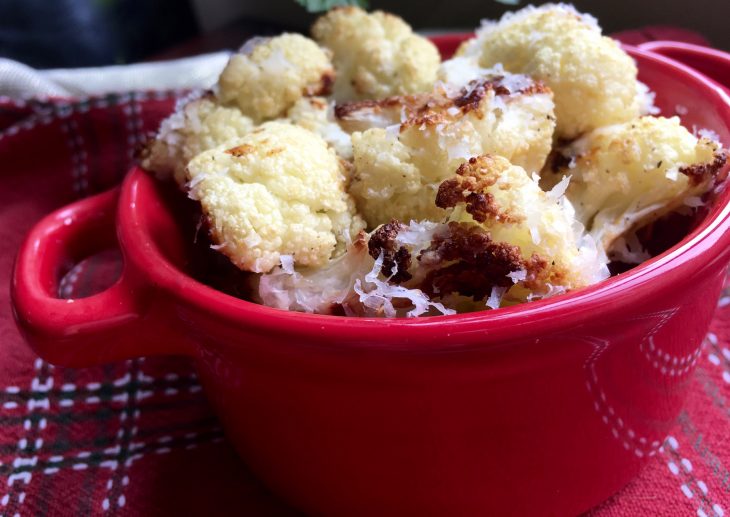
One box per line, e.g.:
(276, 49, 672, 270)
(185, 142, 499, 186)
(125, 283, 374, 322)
(120, 43, 730, 352)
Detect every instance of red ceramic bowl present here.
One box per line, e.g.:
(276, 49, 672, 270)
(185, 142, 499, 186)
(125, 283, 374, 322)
(638, 40, 730, 94)
(11, 38, 730, 516)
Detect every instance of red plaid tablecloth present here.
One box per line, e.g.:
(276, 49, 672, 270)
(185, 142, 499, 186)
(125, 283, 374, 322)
(1, 31, 730, 517)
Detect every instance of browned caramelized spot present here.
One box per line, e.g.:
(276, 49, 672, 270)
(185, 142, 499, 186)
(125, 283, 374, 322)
(335, 93, 440, 123)
(225, 144, 254, 157)
(367, 220, 413, 282)
(417, 222, 525, 300)
(336, 77, 551, 132)
(452, 79, 510, 114)
(336, 97, 399, 119)
(400, 112, 447, 131)
(679, 151, 728, 186)
(308, 97, 328, 110)
(517, 82, 551, 96)
(309, 70, 335, 96)
(265, 146, 285, 157)
(451, 78, 550, 116)
(436, 156, 522, 223)
(522, 254, 550, 290)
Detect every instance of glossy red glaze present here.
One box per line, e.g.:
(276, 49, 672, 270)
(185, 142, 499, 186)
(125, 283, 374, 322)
(12, 38, 730, 516)
(638, 40, 730, 94)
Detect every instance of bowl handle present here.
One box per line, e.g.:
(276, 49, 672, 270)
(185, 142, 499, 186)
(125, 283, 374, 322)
(637, 41, 730, 91)
(11, 187, 192, 367)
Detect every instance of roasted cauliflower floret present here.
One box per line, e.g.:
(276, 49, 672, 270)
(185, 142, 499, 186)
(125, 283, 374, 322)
(351, 126, 459, 226)
(431, 155, 608, 304)
(186, 122, 364, 273)
(349, 75, 555, 227)
(547, 116, 727, 252)
(286, 96, 353, 160)
(458, 4, 640, 139)
(312, 7, 440, 101)
(217, 34, 335, 122)
(259, 155, 607, 316)
(140, 95, 254, 186)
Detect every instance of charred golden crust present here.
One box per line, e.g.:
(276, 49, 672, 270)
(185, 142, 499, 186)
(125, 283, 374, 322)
(225, 144, 255, 157)
(335, 78, 550, 128)
(391, 247, 413, 282)
(334, 93, 436, 120)
(523, 254, 550, 290)
(335, 99, 381, 119)
(367, 220, 413, 282)
(679, 150, 728, 186)
(452, 79, 509, 114)
(518, 82, 552, 96)
(436, 178, 500, 223)
(400, 112, 447, 131)
(417, 222, 525, 300)
(436, 156, 522, 223)
(453, 78, 550, 116)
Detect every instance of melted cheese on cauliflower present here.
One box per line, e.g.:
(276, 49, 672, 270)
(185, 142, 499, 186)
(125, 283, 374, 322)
(140, 95, 254, 186)
(218, 34, 335, 122)
(547, 116, 727, 251)
(258, 156, 607, 315)
(140, 4, 730, 318)
(349, 75, 555, 227)
(186, 122, 364, 273)
(434, 155, 608, 303)
(312, 6, 440, 101)
(458, 3, 640, 139)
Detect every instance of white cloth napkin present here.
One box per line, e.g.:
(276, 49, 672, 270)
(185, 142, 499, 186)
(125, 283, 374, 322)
(0, 52, 231, 98)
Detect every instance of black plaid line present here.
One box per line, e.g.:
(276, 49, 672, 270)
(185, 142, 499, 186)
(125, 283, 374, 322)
(0, 405, 217, 457)
(25, 93, 125, 116)
(59, 115, 89, 196)
(0, 364, 217, 514)
(0, 427, 224, 478)
(23, 91, 180, 116)
(0, 376, 200, 404)
(0, 357, 210, 516)
(0, 396, 207, 428)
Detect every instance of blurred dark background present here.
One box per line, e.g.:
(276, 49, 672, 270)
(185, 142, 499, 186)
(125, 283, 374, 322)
(1, 0, 728, 69)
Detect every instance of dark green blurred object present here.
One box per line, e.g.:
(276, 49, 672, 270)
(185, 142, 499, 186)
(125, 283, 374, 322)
(295, 0, 369, 13)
